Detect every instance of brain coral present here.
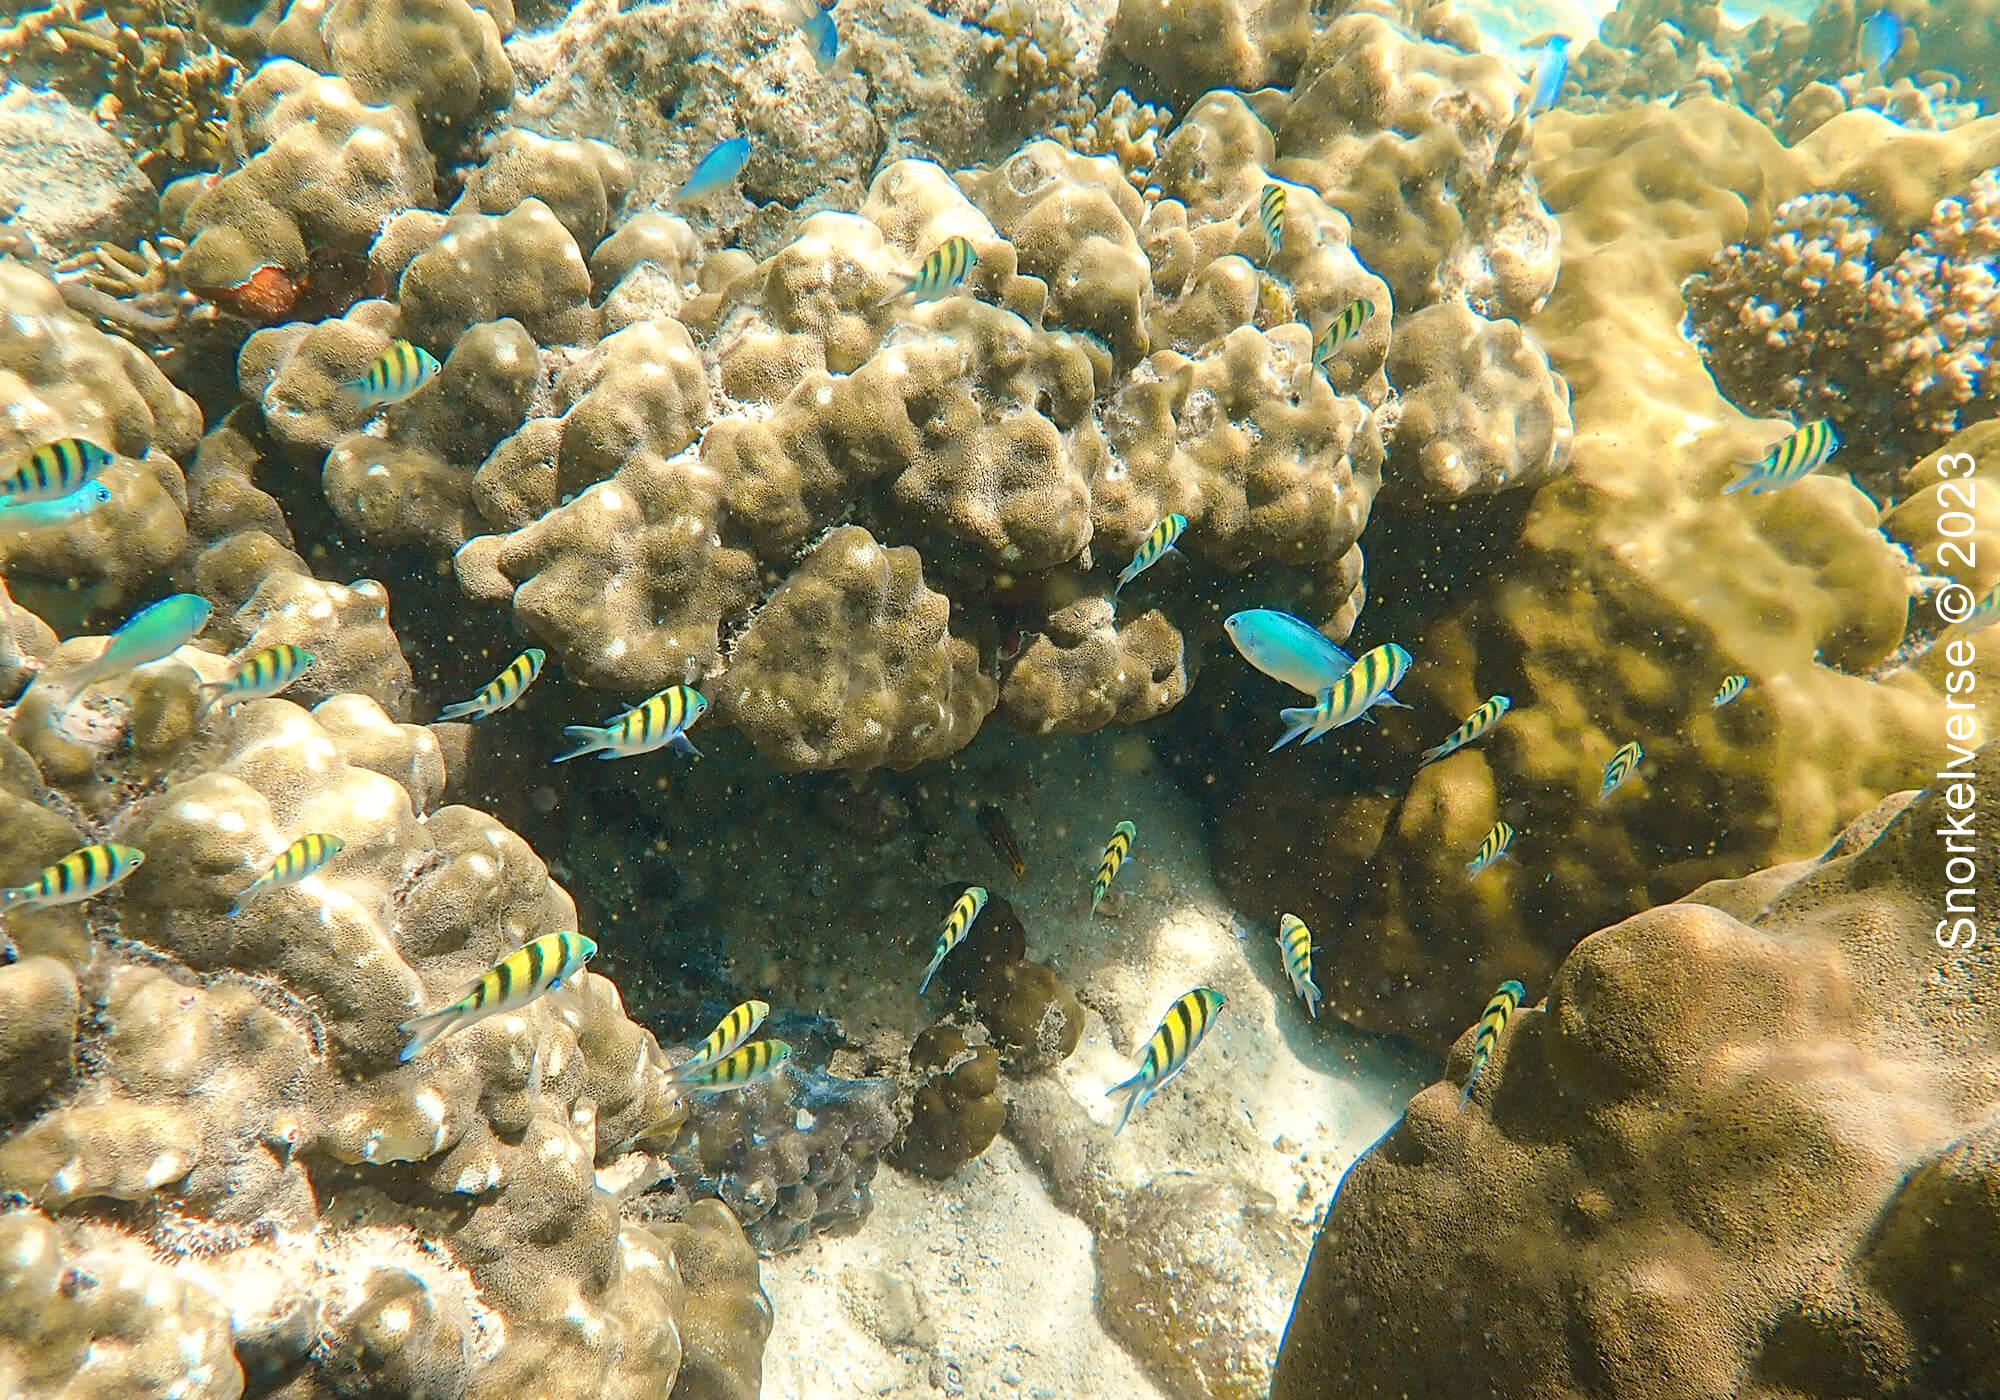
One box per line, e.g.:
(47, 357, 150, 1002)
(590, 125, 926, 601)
(1274, 740, 2000, 1398)
(0, 593, 768, 1396)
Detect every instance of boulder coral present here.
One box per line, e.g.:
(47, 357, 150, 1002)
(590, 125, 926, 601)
(1273, 739, 2000, 1398)
(0, 592, 769, 1397)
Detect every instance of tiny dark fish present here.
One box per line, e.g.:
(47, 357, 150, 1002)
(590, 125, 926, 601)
(978, 804, 1026, 877)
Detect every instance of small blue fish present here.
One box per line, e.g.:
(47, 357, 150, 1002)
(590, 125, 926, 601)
(1459, 980, 1525, 1107)
(553, 686, 707, 763)
(1418, 694, 1512, 768)
(1523, 36, 1571, 117)
(1859, 9, 1904, 76)
(801, 4, 838, 68)
(52, 592, 211, 717)
(0, 481, 113, 533)
(1466, 820, 1513, 879)
(1106, 988, 1225, 1135)
(1598, 740, 1643, 803)
(2, 439, 114, 504)
(1271, 643, 1413, 751)
(342, 340, 439, 407)
(1114, 514, 1186, 601)
(1723, 420, 1839, 495)
(1225, 609, 1355, 697)
(1712, 674, 1748, 708)
(674, 136, 751, 205)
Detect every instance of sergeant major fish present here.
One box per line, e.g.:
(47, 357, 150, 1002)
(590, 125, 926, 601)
(231, 833, 343, 914)
(0, 842, 144, 915)
(1106, 987, 1225, 1135)
(918, 885, 988, 994)
(343, 340, 439, 407)
(1092, 820, 1136, 913)
(1114, 514, 1186, 602)
(1258, 183, 1286, 261)
(1466, 820, 1513, 879)
(553, 686, 707, 764)
(680, 1038, 792, 1092)
(1276, 914, 1320, 1019)
(399, 931, 598, 1063)
(674, 136, 752, 205)
(670, 999, 771, 1080)
(2, 438, 113, 503)
(199, 643, 314, 717)
(1599, 740, 1644, 803)
(1460, 979, 1525, 1107)
(50, 592, 211, 718)
(1313, 299, 1374, 366)
(437, 648, 545, 723)
(881, 235, 978, 304)
(1712, 674, 1748, 708)
(1723, 420, 1839, 495)
(1418, 694, 1512, 768)
(1270, 642, 1414, 751)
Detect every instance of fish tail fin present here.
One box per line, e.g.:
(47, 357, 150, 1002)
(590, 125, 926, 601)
(1106, 1073, 1150, 1136)
(434, 698, 480, 723)
(397, 1007, 457, 1064)
(1270, 704, 1319, 752)
(195, 681, 226, 720)
(552, 725, 607, 764)
(1458, 1079, 1476, 1109)
(1721, 464, 1762, 495)
(1459, 1052, 1489, 1109)
(1416, 743, 1445, 768)
(0, 885, 27, 912)
(918, 950, 947, 996)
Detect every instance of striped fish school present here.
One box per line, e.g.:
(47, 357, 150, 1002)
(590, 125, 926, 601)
(1313, 299, 1374, 365)
(554, 685, 707, 763)
(1276, 914, 1320, 1019)
(919, 885, 988, 993)
(1092, 820, 1136, 912)
(199, 643, 314, 716)
(1270, 642, 1413, 751)
(437, 648, 545, 723)
(2, 438, 113, 503)
(343, 339, 440, 406)
(1258, 183, 1286, 261)
(1106, 987, 1225, 1134)
(1722, 419, 1838, 495)
(680, 1038, 793, 1092)
(1712, 674, 1748, 708)
(1114, 513, 1187, 599)
(884, 235, 978, 304)
(231, 833, 344, 914)
(399, 931, 598, 1063)
(1418, 694, 1512, 768)
(1466, 820, 1513, 878)
(1598, 740, 1644, 803)
(1459, 979, 1526, 1107)
(0, 842, 144, 914)
(671, 998, 771, 1079)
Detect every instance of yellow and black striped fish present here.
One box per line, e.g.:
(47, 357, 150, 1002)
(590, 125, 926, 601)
(343, 339, 441, 406)
(0, 842, 144, 914)
(199, 643, 315, 716)
(231, 833, 344, 915)
(437, 648, 545, 723)
(1276, 914, 1320, 1019)
(399, 931, 598, 1062)
(1114, 513, 1187, 600)
(1419, 694, 1512, 769)
(1459, 979, 1525, 1107)
(1092, 820, 1136, 913)
(1107, 987, 1225, 1134)
(672, 998, 771, 1079)
(1, 438, 114, 504)
(1312, 299, 1374, 364)
(1723, 419, 1839, 495)
(554, 685, 707, 764)
(1466, 820, 1513, 878)
(882, 235, 978, 304)
(919, 885, 988, 994)
(680, 1038, 793, 1093)
(1598, 740, 1643, 803)
(1271, 642, 1414, 751)
(1712, 674, 1748, 708)
(1258, 182, 1286, 261)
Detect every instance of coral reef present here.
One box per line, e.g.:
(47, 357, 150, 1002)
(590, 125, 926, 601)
(1685, 164, 2000, 488)
(0, 88, 157, 259)
(0, 593, 768, 1396)
(667, 1056, 899, 1255)
(1112, 0, 1309, 101)
(1274, 741, 2000, 1398)
(889, 1022, 1005, 1179)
